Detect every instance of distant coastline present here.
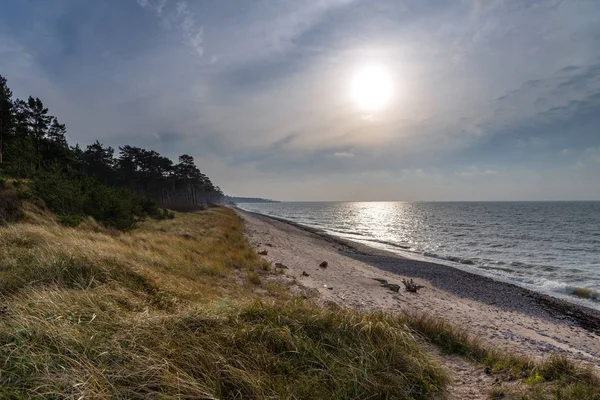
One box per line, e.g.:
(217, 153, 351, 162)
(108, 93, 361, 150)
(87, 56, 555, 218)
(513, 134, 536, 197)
(224, 196, 280, 204)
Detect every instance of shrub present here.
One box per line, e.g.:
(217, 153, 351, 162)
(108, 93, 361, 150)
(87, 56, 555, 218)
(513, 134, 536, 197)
(0, 184, 24, 223)
(32, 169, 167, 230)
(57, 215, 84, 227)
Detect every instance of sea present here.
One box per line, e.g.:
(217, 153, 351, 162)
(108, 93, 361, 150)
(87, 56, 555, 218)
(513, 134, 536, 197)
(237, 201, 600, 310)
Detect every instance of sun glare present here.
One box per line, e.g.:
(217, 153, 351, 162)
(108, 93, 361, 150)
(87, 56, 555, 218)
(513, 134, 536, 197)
(351, 65, 393, 111)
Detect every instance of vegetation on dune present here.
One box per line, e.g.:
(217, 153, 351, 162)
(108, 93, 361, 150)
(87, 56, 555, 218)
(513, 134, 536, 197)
(402, 313, 600, 399)
(0, 206, 448, 399)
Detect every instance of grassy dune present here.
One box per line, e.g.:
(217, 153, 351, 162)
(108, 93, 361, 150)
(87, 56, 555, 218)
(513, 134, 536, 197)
(0, 205, 598, 399)
(0, 207, 447, 399)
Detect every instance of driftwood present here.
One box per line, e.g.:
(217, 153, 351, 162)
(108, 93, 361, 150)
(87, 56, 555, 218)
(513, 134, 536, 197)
(372, 278, 400, 292)
(402, 278, 424, 293)
(386, 284, 401, 292)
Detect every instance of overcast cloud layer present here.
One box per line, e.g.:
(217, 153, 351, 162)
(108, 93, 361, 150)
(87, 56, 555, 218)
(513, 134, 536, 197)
(1, 0, 599, 200)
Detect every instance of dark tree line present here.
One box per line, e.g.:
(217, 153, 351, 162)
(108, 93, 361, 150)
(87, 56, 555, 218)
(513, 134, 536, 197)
(0, 74, 222, 227)
(78, 143, 223, 208)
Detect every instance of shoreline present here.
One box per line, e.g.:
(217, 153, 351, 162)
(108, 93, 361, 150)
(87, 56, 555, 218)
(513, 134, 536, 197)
(237, 207, 600, 367)
(238, 208, 600, 334)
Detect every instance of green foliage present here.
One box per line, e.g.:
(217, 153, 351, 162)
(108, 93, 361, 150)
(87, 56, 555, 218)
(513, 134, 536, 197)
(159, 208, 176, 220)
(32, 169, 85, 215)
(57, 215, 84, 227)
(82, 183, 141, 230)
(32, 169, 153, 230)
(0, 183, 24, 224)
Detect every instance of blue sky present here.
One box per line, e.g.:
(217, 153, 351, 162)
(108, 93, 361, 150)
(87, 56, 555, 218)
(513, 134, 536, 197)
(1, 0, 599, 200)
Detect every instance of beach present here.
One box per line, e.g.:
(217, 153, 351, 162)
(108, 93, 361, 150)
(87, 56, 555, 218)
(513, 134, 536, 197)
(238, 209, 600, 365)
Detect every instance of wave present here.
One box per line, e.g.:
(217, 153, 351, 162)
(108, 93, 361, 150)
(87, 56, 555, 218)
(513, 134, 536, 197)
(417, 253, 595, 300)
(327, 229, 367, 237)
(422, 252, 475, 265)
(477, 265, 515, 274)
(508, 277, 600, 302)
(366, 238, 412, 250)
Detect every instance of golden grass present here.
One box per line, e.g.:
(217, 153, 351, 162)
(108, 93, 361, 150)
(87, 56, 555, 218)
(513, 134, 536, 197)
(0, 207, 266, 301)
(0, 206, 448, 399)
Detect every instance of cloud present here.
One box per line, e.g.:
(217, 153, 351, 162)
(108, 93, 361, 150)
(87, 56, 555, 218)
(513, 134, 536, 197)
(137, 0, 203, 56)
(559, 66, 580, 73)
(136, 0, 168, 16)
(457, 168, 499, 177)
(332, 152, 355, 158)
(175, 2, 203, 56)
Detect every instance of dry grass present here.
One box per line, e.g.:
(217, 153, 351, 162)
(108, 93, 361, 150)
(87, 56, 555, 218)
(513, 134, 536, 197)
(400, 313, 600, 400)
(0, 207, 265, 301)
(0, 206, 448, 399)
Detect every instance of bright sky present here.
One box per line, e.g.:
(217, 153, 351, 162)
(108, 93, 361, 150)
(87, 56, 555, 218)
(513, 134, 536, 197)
(1, 0, 599, 200)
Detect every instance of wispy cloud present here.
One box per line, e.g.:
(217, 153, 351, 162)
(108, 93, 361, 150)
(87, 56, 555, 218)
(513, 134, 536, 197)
(137, 0, 203, 56)
(457, 167, 499, 177)
(332, 151, 355, 158)
(174, 2, 203, 56)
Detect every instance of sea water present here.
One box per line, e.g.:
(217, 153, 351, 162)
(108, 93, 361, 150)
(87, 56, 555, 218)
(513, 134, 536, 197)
(237, 201, 600, 309)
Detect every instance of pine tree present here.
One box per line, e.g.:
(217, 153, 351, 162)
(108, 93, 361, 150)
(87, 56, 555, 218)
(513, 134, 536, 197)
(80, 141, 116, 184)
(25, 97, 52, 163)
(0, 75, 14, 164)
(42, 117, 75, 168)
(47, 118, 68, 147)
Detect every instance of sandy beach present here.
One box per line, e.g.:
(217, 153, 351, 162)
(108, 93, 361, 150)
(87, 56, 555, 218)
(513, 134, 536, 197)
(237, 208, 600, 398)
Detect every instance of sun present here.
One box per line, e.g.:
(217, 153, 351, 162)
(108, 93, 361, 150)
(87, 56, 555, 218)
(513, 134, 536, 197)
(351, 65, 393, 111)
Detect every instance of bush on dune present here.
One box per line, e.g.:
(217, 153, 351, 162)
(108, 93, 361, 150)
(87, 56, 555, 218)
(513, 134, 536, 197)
(31, 169, 172, 230)
(0, 179, 25, 224)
